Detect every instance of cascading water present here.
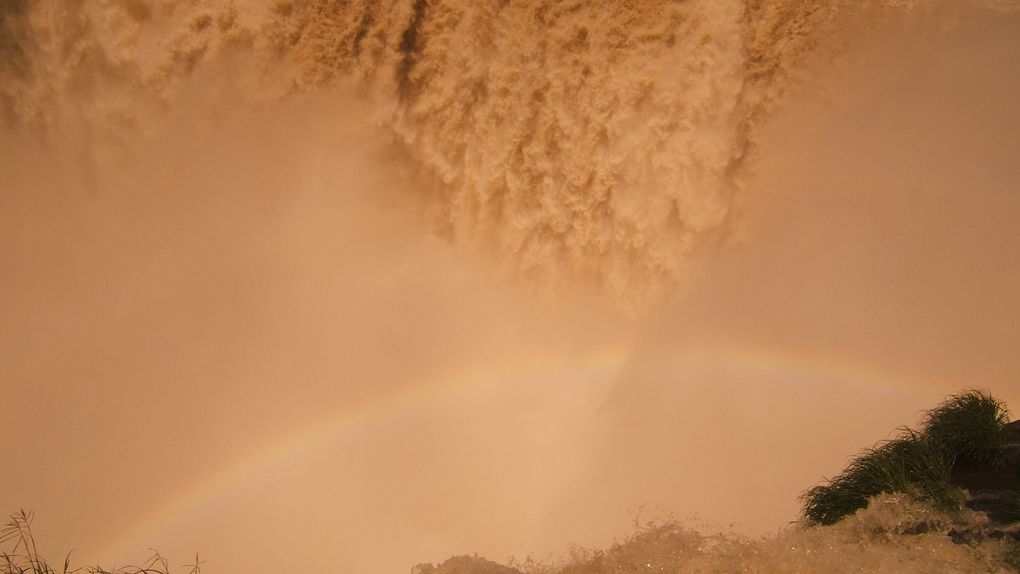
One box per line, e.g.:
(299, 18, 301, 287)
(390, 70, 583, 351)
(1, 0, 945, 304)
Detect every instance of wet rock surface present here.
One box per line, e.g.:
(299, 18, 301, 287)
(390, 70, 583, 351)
(943, 420, 1020, 549)
(953, 420, 1020, 524)
(948, 523, 1020, 545)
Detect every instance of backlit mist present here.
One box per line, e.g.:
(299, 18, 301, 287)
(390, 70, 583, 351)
(2, 1, 1019, 572)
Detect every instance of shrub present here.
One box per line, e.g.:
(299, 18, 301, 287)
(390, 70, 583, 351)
(801, 389, 1010, 526)
(801, 429, 959, 525)
(923, 389, 1011, 468)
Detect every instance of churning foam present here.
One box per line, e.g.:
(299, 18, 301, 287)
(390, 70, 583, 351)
(2, 0, 976, 305)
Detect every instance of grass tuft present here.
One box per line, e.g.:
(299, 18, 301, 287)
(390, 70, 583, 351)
(801, 429, 959, 525)
(801, 389, 1011, 526)
(0, 510, 202, 574)
(923, 389, 1011, 468)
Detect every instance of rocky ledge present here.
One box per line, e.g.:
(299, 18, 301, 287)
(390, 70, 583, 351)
(947, 419, 1020, 544)
(953, 420, 1020, 522)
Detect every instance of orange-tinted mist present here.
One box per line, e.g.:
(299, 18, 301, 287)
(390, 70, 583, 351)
(1, 2, 1018, 573)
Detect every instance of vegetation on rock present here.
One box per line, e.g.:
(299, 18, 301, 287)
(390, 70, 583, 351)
(801, 389, 1017, 526)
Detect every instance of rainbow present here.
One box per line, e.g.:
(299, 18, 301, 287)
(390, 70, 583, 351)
(97, 342, 636, 562)
(97, 341, 944, 562)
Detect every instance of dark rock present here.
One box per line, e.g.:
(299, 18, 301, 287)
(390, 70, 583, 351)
(948, 524, 1020, 546)
(952, 420, 1020, 524)
(901, 522, 934, 535)
(952, 421, 1020, 491)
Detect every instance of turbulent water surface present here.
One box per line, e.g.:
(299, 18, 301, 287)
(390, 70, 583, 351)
(2, 1, 1020, 573)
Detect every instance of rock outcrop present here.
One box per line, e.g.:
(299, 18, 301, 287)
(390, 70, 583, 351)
(954, 420, 1020, 524)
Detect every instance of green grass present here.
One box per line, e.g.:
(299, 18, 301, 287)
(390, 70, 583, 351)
(923, 390, 1011, 468)
(1, 510, 201, 574)
(801, 389, 1011, 526)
